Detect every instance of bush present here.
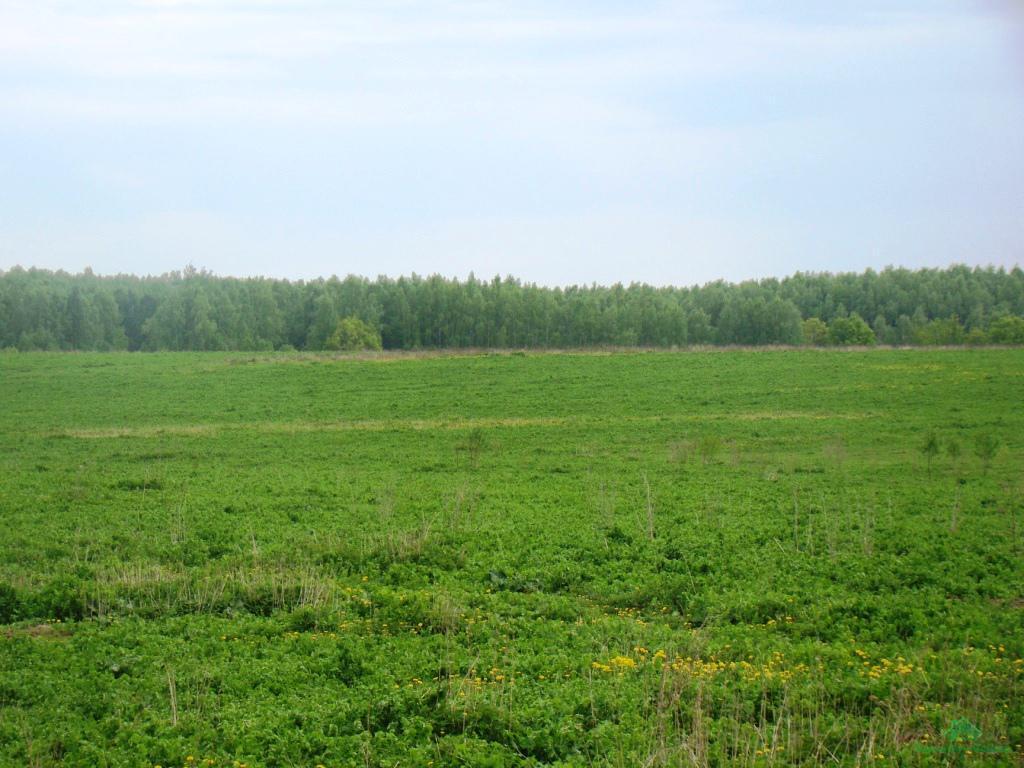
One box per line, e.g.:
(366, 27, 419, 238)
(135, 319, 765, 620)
(33, 576, 86, 621)
(801, 318, 829, 346)
(965, 328, 988, 346)
(916, 317, 966, 345)
(332, 638, 368, 684)
(286, 606, 320, 632)
(324, 317, 382, 351)
(699, 434, 722, 463)
(0, 583, 21, 623)
(828, 314, 875, 346)
(920, 430, 940, 473)
(974, 433, 1001, 471)
(988, 315, 1024, 344)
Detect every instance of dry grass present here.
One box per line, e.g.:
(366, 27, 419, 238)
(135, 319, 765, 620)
(54, 410, 871, 440)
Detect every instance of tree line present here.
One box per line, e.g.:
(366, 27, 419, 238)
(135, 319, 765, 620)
(1, 264, 1023, 351)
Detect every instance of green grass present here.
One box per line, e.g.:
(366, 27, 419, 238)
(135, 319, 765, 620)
(1, 349, 1022, 767)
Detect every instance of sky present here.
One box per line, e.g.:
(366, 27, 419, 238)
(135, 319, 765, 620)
(0, 1, 1022, 286)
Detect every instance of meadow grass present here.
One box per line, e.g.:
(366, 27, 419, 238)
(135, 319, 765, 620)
(0, 350, 1021, 766)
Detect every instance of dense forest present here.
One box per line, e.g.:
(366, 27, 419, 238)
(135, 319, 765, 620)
(1, 264, 1023, 351)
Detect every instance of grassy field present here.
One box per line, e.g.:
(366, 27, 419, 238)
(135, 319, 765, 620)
(0, 350, 1022, 767)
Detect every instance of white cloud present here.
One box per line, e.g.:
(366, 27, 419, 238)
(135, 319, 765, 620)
(0, 1, 1020, 282)
(0, 1, 996, 125)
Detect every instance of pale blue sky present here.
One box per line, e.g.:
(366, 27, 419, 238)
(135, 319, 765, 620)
(0, 0, 1022, 285)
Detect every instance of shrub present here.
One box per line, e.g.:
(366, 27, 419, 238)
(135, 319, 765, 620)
(920, 430, 940, 474)
(974, 433, 1001, 471)
(699, 434, 722, 463)
(286, 606, 320, 632)
(324, 317, 382, 351)
(965, 328, 988, 345)
(801, 317, 829, 346)
(332, 639, 367, 684)
(0, 583, 21, 623)
(828, 313, 875, 345)
(33, 576, 86, 621)
(945, 437, 961, 462)
(987, 315, 1024, 344)
(916, 317, 966, 345)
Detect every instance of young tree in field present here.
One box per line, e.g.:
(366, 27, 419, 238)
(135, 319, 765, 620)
(973, 433, 1001, 474)
(945, 437, 961, 461)
(324, 317, 382, 351)
(921, 431, 940, 476)
(945, 437, 962, 478)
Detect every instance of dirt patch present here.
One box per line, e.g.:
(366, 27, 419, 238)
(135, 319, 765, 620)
(56, 410, 871, 439)
(4, 623, 72, 640)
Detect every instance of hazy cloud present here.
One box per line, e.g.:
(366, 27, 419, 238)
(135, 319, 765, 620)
(0, 0, 1021, 283)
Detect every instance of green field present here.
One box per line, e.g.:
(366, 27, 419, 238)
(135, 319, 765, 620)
(1, 350, 1022, 767)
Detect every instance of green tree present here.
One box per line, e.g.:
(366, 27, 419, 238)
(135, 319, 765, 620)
(305, 292, 338, 350)
(827, 313, 875, 345)
(324, 317, 382, 351)
(965, 328, 988, 346)
(65, 286, 98, 349)
(3, 264, 1024, 351)
(872, 313, 891, 345)
(987, 315, 1024, 344)
(921, 430, 940, 475)
(686, 309, 712, 345)
(916, 316, 965, 345)
(801, 318, 829, 346)
(973, 433, 1001, 473)
(945, 437, 962, 477)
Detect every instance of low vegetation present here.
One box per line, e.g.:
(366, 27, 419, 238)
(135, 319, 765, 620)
(0, 349, 1021, 766)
